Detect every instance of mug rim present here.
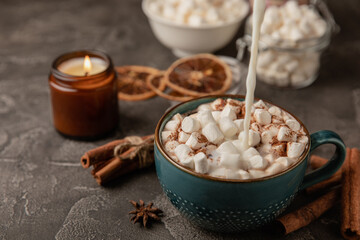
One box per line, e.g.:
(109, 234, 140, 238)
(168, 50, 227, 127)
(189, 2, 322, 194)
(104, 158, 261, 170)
(155, 94, 311, 183)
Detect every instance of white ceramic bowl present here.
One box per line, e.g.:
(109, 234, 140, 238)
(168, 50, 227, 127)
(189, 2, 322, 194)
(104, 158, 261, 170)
(142, 0, 249, 57)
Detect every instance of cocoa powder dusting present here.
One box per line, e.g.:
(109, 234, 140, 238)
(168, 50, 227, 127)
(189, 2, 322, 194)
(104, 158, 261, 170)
(213, 99, 226, 111)
(198, 133, 208, 143)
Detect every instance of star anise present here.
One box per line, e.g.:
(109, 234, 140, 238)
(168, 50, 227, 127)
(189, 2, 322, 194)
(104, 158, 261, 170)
(129, 200, 163, 227)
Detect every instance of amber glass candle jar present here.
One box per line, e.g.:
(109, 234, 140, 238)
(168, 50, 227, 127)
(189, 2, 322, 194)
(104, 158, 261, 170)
(49, 50, 118, 139)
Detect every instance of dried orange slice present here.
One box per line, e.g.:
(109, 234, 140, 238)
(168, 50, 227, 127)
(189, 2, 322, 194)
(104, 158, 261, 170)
(147, 75, 193, 102)
(164, 54, 232, 97)
(116, 66, 166, 101)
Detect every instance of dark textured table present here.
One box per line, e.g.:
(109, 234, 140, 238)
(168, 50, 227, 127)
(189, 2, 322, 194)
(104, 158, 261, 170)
(0, 0, 359, 239)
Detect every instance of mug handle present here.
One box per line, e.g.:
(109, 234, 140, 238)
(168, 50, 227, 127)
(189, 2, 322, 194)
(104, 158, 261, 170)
(299, 130, 346, 191)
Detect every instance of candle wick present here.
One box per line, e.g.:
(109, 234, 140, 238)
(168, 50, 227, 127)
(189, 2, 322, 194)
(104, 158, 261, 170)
(84, 72, 89, 77)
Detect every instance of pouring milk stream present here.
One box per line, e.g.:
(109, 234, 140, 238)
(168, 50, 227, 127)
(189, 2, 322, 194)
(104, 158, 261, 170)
(242, 0, 266, 149)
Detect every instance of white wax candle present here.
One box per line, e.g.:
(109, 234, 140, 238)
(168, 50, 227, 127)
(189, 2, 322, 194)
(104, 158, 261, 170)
(58, 57, 107, 76)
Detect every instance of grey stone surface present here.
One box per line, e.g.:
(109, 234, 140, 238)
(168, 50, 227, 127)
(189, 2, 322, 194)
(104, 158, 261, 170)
(0, 0, 359, 239)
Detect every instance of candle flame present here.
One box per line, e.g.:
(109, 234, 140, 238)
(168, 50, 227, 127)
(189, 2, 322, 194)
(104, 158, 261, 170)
(83, 55, 92, 75)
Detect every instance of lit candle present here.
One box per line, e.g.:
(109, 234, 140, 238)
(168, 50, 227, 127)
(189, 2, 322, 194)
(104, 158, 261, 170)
(49, 50, 118, 139)
(57, 55, 107, 76)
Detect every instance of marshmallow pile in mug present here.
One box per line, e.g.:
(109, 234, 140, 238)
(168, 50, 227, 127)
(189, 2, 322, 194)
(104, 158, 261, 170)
(161, 98, 309, 180)
(148, 0, 249, 27)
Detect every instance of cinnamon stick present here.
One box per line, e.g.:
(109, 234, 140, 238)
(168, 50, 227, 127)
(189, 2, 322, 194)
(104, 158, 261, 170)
(81, 135, 155, 185)
(275, 188, 341, 235)
(341, 148, 360, 240)
(310, 155, 329, 170)
(81, 139, 127, 168)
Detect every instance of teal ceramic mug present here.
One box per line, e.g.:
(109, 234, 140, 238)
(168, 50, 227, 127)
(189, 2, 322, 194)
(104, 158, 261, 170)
(154, 95, 346, 232)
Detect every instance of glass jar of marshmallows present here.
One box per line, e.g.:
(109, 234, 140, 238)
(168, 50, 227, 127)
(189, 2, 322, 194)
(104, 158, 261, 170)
(237, 0, 339, 89)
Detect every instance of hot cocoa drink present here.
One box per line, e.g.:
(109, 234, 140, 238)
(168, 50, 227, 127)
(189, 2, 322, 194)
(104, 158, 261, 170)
(161, 98, 308, 179)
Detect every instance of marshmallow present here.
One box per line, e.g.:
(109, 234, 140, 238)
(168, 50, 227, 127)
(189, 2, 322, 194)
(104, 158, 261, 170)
(165, 141, 179, 152)
(205, 7, 219, 23)
(265, 162, 286, 176)
(234, 119, 244, 132)
(272, 142, 287, 156)
(149, 2, 161, 14)
(249, 169, 267, 178)
(287, 142, 305, 158)
(286, 119, 301, 131)
(174, 144, 192, 163)
(217, 141, 239, 154)
(237, 169, 250, 180)
(242, 147, 260, 160)
(275, 157, 291, 168)
(202, 122, 224, 144)
(163, 5, 176, 19)
(211, 111, 221, 122)
(181, 116, 200, 133)
(284, 60, 299, 73)
(261, 130, 275, 144)
(298, 135, 309, 144)
(225, 103, 242, 114)
(178, 131, 190, 143)
(188, 14, 203, 26)
(220, 105, 237, 120)
(254, 100, 267, 109)
(198, 103, 211, 111)
(219, 117, 238, 138)
(186, 132, 207, 149)
(249, 155, 268, 169)
(268, 106, 282, 117)
(313, 19, 327, 37)
(162, 131, 175, 142)
(164, 119, 180, 131)
(239, 130, 261, 147)
(181, 156, 195, 169)
(205, 144, 217, 155)
(220, 152, 241, 169)
(257, 51, 275, 68)
(209, 168, 226, 178)
(194, 152, 208, 173)
(254, 109, 272, 125)
(197, 110, 216, 127)
(264, 153, 275, 164)
(291, 73, 307, 85)
(277, 126, 297, 142)
(225, 169, 242, 179)
(251, 122, 260, 132)
(210, 98, 226, 111)
(173, 113, 183, 122)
